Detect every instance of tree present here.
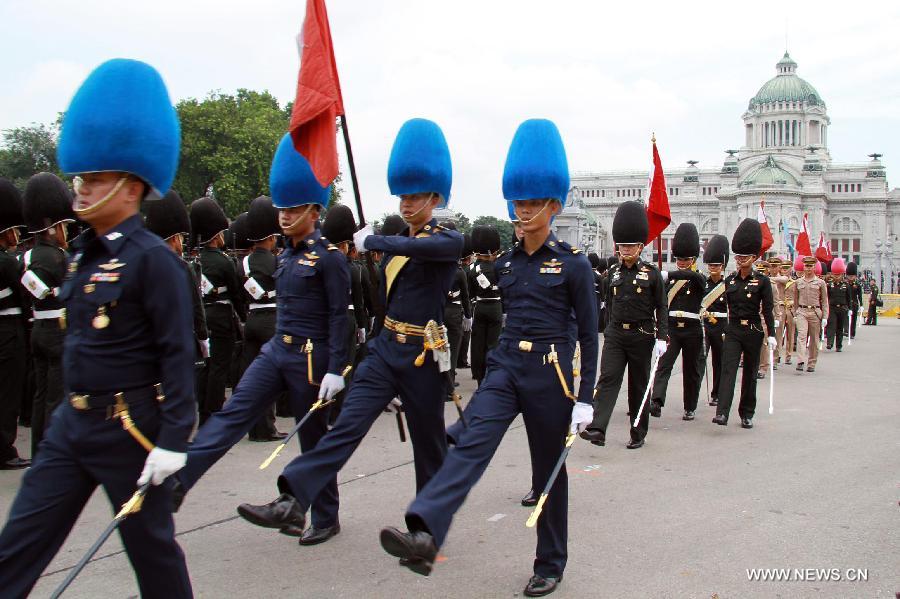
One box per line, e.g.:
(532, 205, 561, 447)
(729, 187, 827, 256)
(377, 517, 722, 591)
(0, 123, 62, 188)
(472, 215, 515, 249)
(173, 89, 291, 217)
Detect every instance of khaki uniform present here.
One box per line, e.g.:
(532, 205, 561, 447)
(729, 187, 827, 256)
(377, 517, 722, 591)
(770, 275, 795, 361)
(792, 276, 829, 367)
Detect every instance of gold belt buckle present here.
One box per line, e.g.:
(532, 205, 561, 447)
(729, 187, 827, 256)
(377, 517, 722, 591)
(70, 394, 89, 410)
(622, 323, 631, 330)
(675, 311, 684, 318)
(518, 340, 533, 352)
(282, 335, 292, 344)
(740, 319, 749, 325)
(677, 322, 685, 328)
(395, 333, 407, 344)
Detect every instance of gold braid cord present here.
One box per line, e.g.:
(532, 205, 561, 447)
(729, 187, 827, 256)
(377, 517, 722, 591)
(545, 344, 578, 402)
(303, 340, 318, 386)
(112, 393, 155, 452)
(415, 320, 447, 367)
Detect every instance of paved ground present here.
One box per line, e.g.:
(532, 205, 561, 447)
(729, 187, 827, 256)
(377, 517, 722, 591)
(2, 320, 898, 598)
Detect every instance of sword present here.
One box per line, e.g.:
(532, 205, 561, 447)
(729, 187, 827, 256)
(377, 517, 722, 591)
(50, 483, 151, 599)
(526, 433, 575, 528)
(700, 318, 710, 406)
(633, 351, 661, 428)
(768, 345, 775, 415)
(259, 398, 334, 469)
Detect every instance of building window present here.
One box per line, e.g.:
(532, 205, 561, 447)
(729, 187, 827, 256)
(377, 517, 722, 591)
(831, 185, 835, 192)
(652, 238, 670, 263)
(616, 190, 620, 198)
(602, 190, 605, 198)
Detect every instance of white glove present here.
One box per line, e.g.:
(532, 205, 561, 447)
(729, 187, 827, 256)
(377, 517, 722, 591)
(318, 373, 346, 400)
(501, 313, 507, 328)
(821, 319, 827, 328)
(356, 328, 366, 344)
(138, 447, 187, 486)
(653, 339, 668, 358)
(774, 319, 780, 329)
(462, 317, 473, 332)
(352, 224, 374, 252)
(387, 397, 403, 412)
(570, 402, 594, 434)
(661, 270, 669, 282)
(767, 336, 777, 350)
(200, 338, 210, 359)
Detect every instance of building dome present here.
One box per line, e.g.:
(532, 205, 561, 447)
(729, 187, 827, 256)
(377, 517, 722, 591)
(749, 52, 824, 109)
(740, 155, 800, 187)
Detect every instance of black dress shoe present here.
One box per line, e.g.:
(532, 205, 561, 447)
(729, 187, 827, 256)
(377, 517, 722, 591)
(806, 366, 815, 372)
(298, 522, 341, 545)
(740, 418, 753, 429)
(626, 438, 644, 449)
(649, 400, 662, 418)
(0, 457, 30, 470)
(796, 362, 804, 371)
(578, 429, 605, 446)
(756, 372, 765, 379)
(682, 410, 695, 421)
(237, 493, 306, 536)
(712, 415, 728, 426)
(521, 489, 538, 507)
(785, 356, 792, 365)
(709, 397, 718, 406)
(171, 480, 187, 512)
(379, 527, 437, 576)
(836, 347, 842, 352)
(524, 574, 562, 597)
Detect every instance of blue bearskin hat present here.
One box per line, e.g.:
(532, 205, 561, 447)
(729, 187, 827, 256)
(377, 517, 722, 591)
(507, 199, 519, 222)
(502, 119, 569, 206)
(269, 134, 331, 209)
(57, 59, 180, 199)
(387, 119, 452, 208)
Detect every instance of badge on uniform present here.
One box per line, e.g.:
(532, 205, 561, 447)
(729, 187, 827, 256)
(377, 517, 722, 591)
(297, 259, 317, 267)
(636, 272, 649, 281)
(98, 259, 126, 271)
(539, 267, 562, 274)
(93, 305, 110, 329)
(89, 272, 121, 283)
(304, 252, 320, 260)
(105, 232, 123, 241)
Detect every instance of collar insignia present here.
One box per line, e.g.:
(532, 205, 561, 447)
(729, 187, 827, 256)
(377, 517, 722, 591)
(98, 259, 125, 271)
(105, 232, 123, 241)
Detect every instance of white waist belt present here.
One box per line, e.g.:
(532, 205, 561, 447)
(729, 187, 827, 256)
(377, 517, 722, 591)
(450, 300, 461, 305)
(0, 307, 22, 316)
(214, 299, 232, 305)
(249, 303, 276, 310)
(0, 288, 11, 299)
(34, 309, 64, 319)
(347, 304, 355, 310)
(707, 312, 728, 318)
(669, 310, 700, 320)
(477, 297, 501, 302)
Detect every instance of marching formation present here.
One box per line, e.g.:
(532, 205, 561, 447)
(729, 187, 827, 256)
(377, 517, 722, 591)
(0, 57, 885, 599)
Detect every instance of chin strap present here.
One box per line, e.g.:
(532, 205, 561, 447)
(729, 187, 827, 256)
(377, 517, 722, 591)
(401, 193, 435, 223)
(281, 204, 315, 236)
(515, 199, 553, 225)
(73, 176, 128, 217)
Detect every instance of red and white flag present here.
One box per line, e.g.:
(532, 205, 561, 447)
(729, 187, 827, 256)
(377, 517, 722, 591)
(645, 138, 671, 245)
(815, 231, 833, 263)
(757, 200, 774, 255)
(795, 212, 812, 256)
(289, 0, 345, 187)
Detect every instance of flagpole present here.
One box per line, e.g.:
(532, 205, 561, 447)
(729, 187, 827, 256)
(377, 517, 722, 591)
(339, 114, 386, 325)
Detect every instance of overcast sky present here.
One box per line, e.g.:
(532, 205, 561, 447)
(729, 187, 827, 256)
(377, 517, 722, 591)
(2, 0, 898, 219)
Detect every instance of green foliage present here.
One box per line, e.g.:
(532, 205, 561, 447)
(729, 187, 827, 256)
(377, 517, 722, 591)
(173, 89, 290, 217)
(472, 215, 515, 249)
(0, 123, 62, 188)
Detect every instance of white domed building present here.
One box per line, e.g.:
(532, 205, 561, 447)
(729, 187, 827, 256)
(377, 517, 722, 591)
(555, 52, 900, 283)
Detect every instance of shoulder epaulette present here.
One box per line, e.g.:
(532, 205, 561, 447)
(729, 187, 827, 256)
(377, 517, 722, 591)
(327, 243, 339, 251)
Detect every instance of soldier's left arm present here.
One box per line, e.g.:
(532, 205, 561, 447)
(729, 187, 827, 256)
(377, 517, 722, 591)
(365, 229, 463, 262)
(567, 254, 598, 403)
(819, 281, 830, 320)
(760, 276, 775, 332)
(322, 250, 351, 374)
(225, 255, 247, 321)
(458, 268, 472, 318)
(142, 247, 197, 452)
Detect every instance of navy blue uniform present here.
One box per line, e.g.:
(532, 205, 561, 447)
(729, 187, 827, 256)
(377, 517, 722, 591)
(178, 230, 349, 528)
(276, 220, 462, 506)
(405, 233, 597, 580)
(0, 214, 195, 598)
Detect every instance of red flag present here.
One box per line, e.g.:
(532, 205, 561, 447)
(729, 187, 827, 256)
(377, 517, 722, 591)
(645, 139, 671, 244)
(289, 0, 345, 187)
(815, 231, 833, 262)
(795, 212, 812, 256)
(757, 200, 774, 255)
